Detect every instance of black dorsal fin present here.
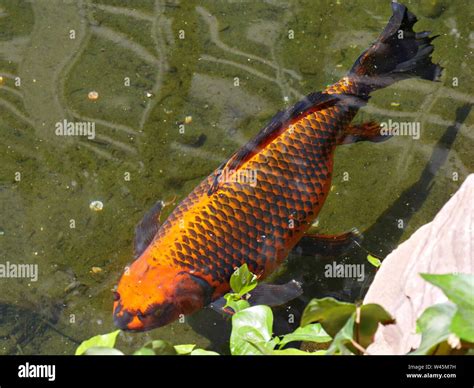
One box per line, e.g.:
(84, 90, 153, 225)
(134, 200, 165, 259)
(207, 92, 340, 195)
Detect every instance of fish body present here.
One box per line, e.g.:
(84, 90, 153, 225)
(114, 3, 442, 331)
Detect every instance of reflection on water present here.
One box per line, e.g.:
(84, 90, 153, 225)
(0, 0, 472, 354)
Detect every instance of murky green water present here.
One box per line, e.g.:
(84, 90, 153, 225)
(0, 0, 472, 355)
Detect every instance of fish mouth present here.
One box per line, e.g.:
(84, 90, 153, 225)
(113, 302, 176, 331)
(113, 306, 134, 330)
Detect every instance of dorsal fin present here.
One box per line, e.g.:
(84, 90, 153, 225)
(134, 200, 165, 259)
(207, 92, 340, 195)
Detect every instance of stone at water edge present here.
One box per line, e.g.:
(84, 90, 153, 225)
(363, 174, 473, 355)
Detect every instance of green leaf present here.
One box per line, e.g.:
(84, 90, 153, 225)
(308, 350, 327, 355)
(133, 340, 178, 356)
(230, 305, 275, 355)
(410, 303, 456, 355)
(224, 295, 250, 313)
(229, 264, 258, 296)
(300, 297, 356, 337)
(75, 330, 120, 355)
(450, 313, 473, 343)
(278, 323, 331, 348)
(358, 304, 395, 348)
(327, 313, 356, 355)
(273, 348, 315, 355)
(421, 273, 473, 310)
(174, 344, 196, 355)
(367, 254, 382, 268)
(133, 347, 156, 356)
(190, 349, 220, 355)
(83, 347, 124, 355)
(232, 327, 276, 355)
(421, 273, 474, 342)
(134, 343, 217, 356)
(143, 340, 177, 355)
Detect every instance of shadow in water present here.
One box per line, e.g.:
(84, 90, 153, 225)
(188, 104, 472, 353)
(0, 299, 81, 355)
(363, 103, 473, 256)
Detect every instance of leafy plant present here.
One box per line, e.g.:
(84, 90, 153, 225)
(214, 267, 395, 355)
(76, 334, 217, 356)
(133, 341, 218, 356)
(226, 263, 331, 355)
(229, 305, 330, 355)
(75, 268, 473, 356)
(224, 264, 257, 313)
(75, 330, 121, 355)
(410, 273, 474, 355)
(230, 305, 276, 355)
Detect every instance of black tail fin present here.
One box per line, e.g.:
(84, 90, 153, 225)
(349, 2, 442, 94)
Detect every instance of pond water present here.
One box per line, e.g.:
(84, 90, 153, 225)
(0, 0, 472, 355)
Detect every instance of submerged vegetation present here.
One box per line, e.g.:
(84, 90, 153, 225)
(76, 265, 474, 356)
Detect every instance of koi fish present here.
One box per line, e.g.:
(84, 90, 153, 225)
(113, 2, 442, 331)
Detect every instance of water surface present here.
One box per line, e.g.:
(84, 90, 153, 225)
(0, 0, 472, 354)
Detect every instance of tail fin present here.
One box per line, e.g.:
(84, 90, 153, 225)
(349, 2, 442, 94)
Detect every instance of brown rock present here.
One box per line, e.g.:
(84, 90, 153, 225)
(363, 174, 473, 354)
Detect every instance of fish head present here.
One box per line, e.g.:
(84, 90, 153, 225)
(113, 257, 213, 331)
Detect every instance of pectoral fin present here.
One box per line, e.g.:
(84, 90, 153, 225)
(209, 279, 303, 315)
(247, 279, 303, 307)
(338, 121, 390, 144)
(134, 200, 165, 259)
(294, 228, 362, 259)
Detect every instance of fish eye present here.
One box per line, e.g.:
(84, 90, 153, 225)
(113, 291, 120, 301)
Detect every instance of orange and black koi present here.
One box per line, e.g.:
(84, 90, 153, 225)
(113, 3, 442, 331)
